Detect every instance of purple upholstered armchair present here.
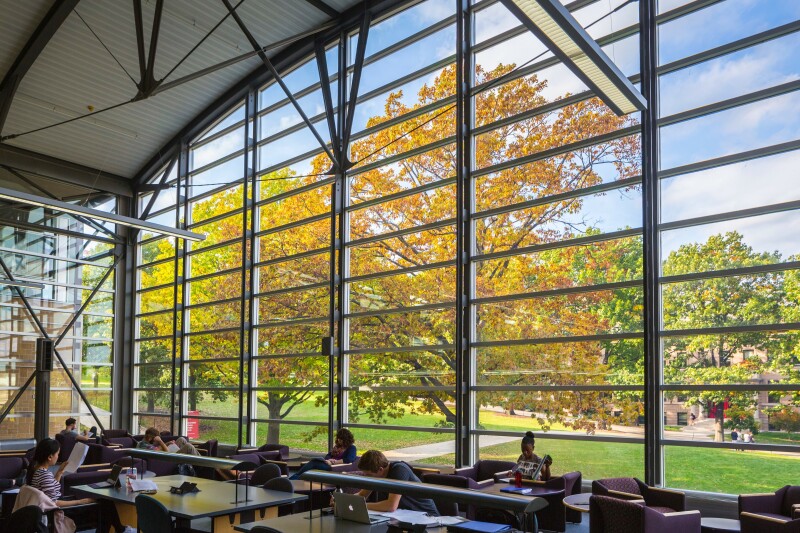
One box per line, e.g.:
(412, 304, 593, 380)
(237, 443, 290, 461)
(739, 485, 800, 522)
(590, 495, 700, 533)
(592, 477, 685, 513)
(453, 460, 517, 490)
(522, 471, 583, 531)
(741, 512, 800, 533)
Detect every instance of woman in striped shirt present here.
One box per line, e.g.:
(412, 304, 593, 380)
(26, 438, 92, 507)
(27, 438, 134, 533)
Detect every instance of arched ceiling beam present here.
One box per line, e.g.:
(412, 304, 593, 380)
(303, 0, 341, 19)
(0, 0, 80, 135)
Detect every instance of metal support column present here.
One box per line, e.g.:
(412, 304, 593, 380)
(173, 142, 190, 435)
(34, 346, 51, 442)
(117, 195, 135, 430)
(640, 0, 662, 486)
(240, 87, 258, 448)
(454, 0, 474, 468)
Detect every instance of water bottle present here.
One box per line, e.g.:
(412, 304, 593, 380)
(514, 470, 522, 488)
(126, 467, 137, 488)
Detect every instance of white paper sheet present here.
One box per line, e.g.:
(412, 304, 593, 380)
(63, 441, 88, 473)
(129, 479, 158, 492)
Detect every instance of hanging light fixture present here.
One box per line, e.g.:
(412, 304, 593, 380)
(0, 186, 204, 242)
(499, 0, 647, 116)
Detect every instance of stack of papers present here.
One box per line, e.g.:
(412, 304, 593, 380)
(63, 442, 89, 473)
(166, 442, 180, 453)
(372, 510, 465, 526)
(129, 479, 158, 492)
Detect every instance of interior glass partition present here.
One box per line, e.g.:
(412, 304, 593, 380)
(0, 188, 118, 439)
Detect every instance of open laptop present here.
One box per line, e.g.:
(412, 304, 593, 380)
(333, 492, 390, 525)
(88, 464, 123, 489)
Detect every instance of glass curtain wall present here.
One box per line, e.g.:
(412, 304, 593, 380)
(131, 0, 800, 494)
(0, 193, 117, 438)
(656, 0, 800, 494)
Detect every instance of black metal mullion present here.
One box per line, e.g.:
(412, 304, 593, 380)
(315, 38, 339, 165)
(640, 0, 661, 487)
(342, 12, 372, 161)
(455, 0, 472, 468)
(172, 142, 189, 435)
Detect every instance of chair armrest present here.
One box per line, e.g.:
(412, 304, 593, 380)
(454, 466, 477, 480)
(741, 512, 800, 533)
(77, 463, 111, 472)
(792, 504, 800, 520)
(237, 448, 259, 453)
(198, 449, 208, 456)
(646, 509, 701, 532)
(412, 467, 441, 477)
(608, 489, 643, 500)
(473, 479, 495, 490)
(493, 470, 513, 482)
(739, 493, 781, 514)
(106, 444, 122, 448)
(646, 486, 685, 512)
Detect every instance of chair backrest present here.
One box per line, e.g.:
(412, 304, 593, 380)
(783, 486, 800, 517)
(0, 456, 25, 479)
(54, 433, 77, 463)
(263, 476, 294, 494)
(250, 463, 282, 486)
(101, 429, 129, 439)
(9, 505, 47, 533)
(590, 494, 644, 532)
(593, 477, 641, 497)
(136, 494, 173, 533)
(475, 460, 516, 481)
(249, 527, 282, 533)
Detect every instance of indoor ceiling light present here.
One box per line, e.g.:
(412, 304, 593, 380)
(0, 186, 205, 242)
(500, 0, 647, 116)
(0, 279, 45, 290)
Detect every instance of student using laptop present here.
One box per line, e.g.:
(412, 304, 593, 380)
(353, 450, 439, 515)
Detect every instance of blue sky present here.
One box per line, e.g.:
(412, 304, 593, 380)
(179, 0, 800, 262)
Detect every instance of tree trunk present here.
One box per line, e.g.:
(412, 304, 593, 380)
(147, 394, 154, 413)
(714, 401, 725, 442)
(267, 393, 282, 443)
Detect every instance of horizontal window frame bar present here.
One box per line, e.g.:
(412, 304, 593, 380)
(344, 344, 455, 355)
(257, 315, 331, 328)
(347, 178, 457, 214)
(346, 218, 456, 248)
(345, 302, 456, 319)
(255, 281, 330, 299)
(345, 385, 453, 392)
(186, 236, 243, 258)
(251, 386, 327, 392)
(345, 423, 454, 434)
(256, 147, 329, 177)
(473, 385, 642, 392)
(658, 138, 800, 180)
(252, 352, 323, 360)
(188, 148, 245, 178)
(472, 125, 641, 179)
(472, 279, 643, 306)
(661, 384, 800, 392)
(475, 429, 643, 445)
(255, 247, 330, 269)
(662, 322, 800, 337)
(660, 260, 800, 285)
(254, 212, 331, 239)
(473, 331, 643, 348)
(186, 266, 242, 284)
(659, 199, 800, 232)
(349, 136, 456, 177)
(661, 438, 799, 454)
(351, 95, 458, 143)
(188, 206, 245, 230)
(255, 177, 336, 209)
(184, 295, 241, 311)
(184, 357, 240, 364)
(344, 260, 456, 285)
(250, 419, 327, 427)
(473, 228, 642, 263)
(474, 175, 642, 220)
(184, 326, 243, 337)
(0, 246, 112, 268)
(657, 20, 800, 78)
(189, 117, 247, 150)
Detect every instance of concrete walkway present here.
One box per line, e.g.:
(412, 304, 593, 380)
(385, 435, 518, 462)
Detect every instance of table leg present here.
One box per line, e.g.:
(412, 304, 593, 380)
(211, 507, 277, 533)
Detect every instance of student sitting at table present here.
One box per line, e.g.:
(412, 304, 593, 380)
(28, 438, 134, 533)
(137, 427, 169, 451)
(290, 428, 356, 480)
(351, 450, 439, 515)
(513, 431, 552, 481)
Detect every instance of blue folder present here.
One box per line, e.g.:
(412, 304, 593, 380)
(446, 521, 512, 532)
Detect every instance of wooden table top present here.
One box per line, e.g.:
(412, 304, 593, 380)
(70, 474, 307, 520)
(234, 514, 453, 532)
